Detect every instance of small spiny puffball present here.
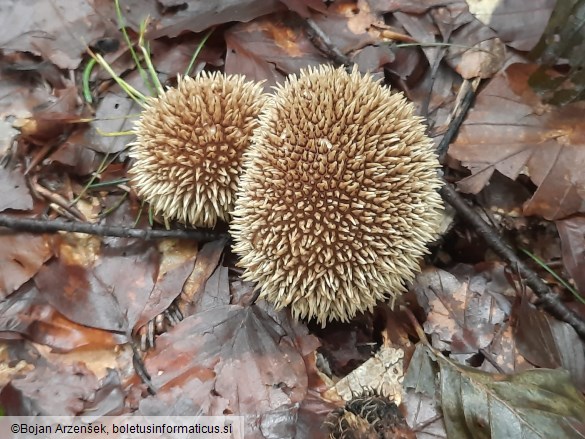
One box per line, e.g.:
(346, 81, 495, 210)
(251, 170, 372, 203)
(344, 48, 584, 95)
(231, 65, 443, 325)
(129, 72, 267, 228)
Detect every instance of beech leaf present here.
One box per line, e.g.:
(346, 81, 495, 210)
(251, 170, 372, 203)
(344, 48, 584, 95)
(438, 354, 585, 438)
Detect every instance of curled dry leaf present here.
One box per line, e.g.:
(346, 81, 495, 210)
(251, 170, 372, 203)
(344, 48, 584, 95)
(411, 265, 510, 361)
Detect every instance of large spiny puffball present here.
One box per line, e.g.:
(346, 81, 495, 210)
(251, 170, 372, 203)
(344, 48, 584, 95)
(129, 72, 267, 228)
(231, 65, 443, 325)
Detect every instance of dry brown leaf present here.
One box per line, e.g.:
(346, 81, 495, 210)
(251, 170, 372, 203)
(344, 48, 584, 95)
(449, 63, 585, 220)
(467, 0, 556, 51)
(411, 265, 510, 362)
(556, 216, 585, 296)
(0, 233, 52, 298)
(145, 305, 319, 430)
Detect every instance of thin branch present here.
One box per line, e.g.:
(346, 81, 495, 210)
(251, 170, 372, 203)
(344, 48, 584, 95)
(437, 79, 477, 163)
(0, 214, 229, 242)
(440, 184, 585, 339)
(303, 18, 352, 67)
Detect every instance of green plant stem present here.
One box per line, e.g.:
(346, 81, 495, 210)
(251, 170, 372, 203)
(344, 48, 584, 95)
(82, 58, 97, 103)
(185, 27, 214, 77)
(114, 0, 154, 95)
(520, 248, 585, 305)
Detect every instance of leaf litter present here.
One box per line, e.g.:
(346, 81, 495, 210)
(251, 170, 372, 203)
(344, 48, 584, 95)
(0, 0, 584, 437)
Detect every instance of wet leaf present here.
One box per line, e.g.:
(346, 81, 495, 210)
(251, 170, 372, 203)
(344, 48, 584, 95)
(145, 302, 320, 434)
(93, 0, 283, 40)
(467, 0, 555, 51)
(516, 297, 585, 391)
(411, 265, 510, 360)
(85, 91, 139, 154)
(0, 233, 52, 298)
(0, 0, 107, 69)
(0, 168, 33, 212)
(0, 361, 99, 415)
(449, 63, 585, 220)
(403, 344, 447, 438)
(438, 354, 585, 438)
(35, 237, 158, 333)
(181, 238, 227, 316)
(135, 239, 198, 329)
(224, 13, 328, 86)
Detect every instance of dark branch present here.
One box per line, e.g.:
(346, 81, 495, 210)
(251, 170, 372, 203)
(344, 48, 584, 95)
(303, 18, 352, 67)
(440, 184, 585, 339)
(0, 214, 229, 242)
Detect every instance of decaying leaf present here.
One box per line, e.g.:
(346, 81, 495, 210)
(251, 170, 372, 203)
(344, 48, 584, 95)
(438, 353, 585, 438)
(449, 63, 585, 220)
(0, 233, 52, 298)
(0, 361, 100, 415)
(556, 216, 585, 296)
(467, 0, 555, 51)
(34, 235, 158, 333)
(411, 265, 510, 361)
(516, 297, 585, 391)
(325, 345, 405, 405)
(145, 304, 321, 434)
(0, 167, 33, 212)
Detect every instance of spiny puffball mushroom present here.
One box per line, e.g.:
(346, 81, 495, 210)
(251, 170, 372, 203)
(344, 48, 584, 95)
(231, 65, 443, 325)
(129, 72, 267, 228)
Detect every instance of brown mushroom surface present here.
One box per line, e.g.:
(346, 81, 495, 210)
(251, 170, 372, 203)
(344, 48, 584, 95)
(129, 72, 267, 228)
(231, 65, 443, 325)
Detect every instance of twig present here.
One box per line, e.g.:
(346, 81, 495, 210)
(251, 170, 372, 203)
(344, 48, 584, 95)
(303, 18, 352, 67)
(437, 81, 585, 339)
(0, 214, 229, 242)
(437, 79, 477, 164)
(440, 184, 585, 339)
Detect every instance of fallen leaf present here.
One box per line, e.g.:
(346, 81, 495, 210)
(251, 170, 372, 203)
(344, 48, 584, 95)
(438, 353, 585, 437)
(0, 167, 33, 212)
(135, 239, 198, 329)
(0, 233, 52, 298)
(403, 345, 447, 438)
(0, 0, 107, 69)
(35, 238, 158, 333)
(449, 63, 585, 220)
(411, 265, 510, 360)
(85, 91, 139, 154)
(0, 361, 99, 415)
(145, 304, 320, 435)
(224, 13, 328, 87)
(325, 346, 405, 404)
(467, 0, 555, 51)
(556, 216, 585, 296)
(516, 297, 585, 391)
